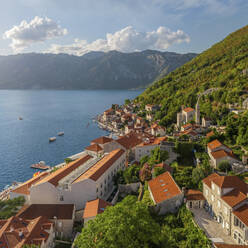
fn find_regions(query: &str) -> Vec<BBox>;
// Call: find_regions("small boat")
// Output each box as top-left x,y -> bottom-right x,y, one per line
31,161 -> 50,170
58,132 -> 64,136
49,137 -> 56,142
19,117 -> 23,120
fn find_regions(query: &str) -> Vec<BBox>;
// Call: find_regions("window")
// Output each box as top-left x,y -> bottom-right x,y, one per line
100,183 -> 103,188
60,195 -> 64,201
189,201 -> 192,208
96,188 -> 98,193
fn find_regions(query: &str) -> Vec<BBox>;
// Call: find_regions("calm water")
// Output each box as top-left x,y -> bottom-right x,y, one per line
0,90 -> 142,190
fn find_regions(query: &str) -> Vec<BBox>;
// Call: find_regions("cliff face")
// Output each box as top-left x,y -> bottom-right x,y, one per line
0,50 -> 196,90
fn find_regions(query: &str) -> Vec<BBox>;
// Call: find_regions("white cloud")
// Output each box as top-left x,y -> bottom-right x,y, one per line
46,26 -> 190,56
3,16 -> 67,52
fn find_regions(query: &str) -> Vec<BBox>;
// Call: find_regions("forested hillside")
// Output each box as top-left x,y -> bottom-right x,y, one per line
137,25 -> 248,129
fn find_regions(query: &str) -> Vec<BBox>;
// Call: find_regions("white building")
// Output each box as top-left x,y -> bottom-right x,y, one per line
134,137 -> 167,162
29,149 -> 126,210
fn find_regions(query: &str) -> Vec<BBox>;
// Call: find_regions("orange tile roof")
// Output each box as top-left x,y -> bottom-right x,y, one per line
91,136 -> 113,144
17,204 -> 74,220
214,244 -> 248,248
85,143 -> 103,152
183,107 -> 195,113
116,133 -> 143,149
186,189 -> 205,201
83,199 -> 112,219
182,123 -> 192,129
202,173 -> 220,188
148,171 -> 182,204
221,189 -> 247,208
211,150 -> 237,160
206,131 -> 215,137
233,204 -> 248,227
11,172 -> 49,195
73,149 -> 125,183
207,139 -> 223,151
36,155 -> 92,186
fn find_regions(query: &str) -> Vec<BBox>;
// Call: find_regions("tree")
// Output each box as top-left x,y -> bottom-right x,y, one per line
153,167 -> 166,178
75,196 -> 160,248
218,160 -> 232,172
124,99 -> 131,105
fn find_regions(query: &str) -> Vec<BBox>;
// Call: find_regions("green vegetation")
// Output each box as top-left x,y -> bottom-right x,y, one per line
218,160 -> 232,172
153,167 -> 166,177
64,157 -> 73,164
75,196 -> 210,248
137,25 -> 248,135
0,196 -> 25,219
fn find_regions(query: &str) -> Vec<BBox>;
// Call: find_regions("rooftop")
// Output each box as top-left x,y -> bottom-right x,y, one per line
148,171 -> 182,204
207,139 -> 224,151
137,136 -> 167,147
83,199 -> 112,219
211,150 -> 237,160
116,133 -> 143,150
73,149 -> 125,183
214,243 -> 248,248
91,136 -> 113,145
183,107 -> 195,113
36,154 -> 92,187
186,189 -> 205,201
85,143 -> 103,152
233,204 -> 248,227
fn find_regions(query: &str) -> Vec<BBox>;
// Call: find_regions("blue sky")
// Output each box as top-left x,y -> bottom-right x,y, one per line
0,0 -> 247,55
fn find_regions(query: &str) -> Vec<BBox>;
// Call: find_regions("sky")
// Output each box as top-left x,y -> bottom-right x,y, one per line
0,0 -> 247,56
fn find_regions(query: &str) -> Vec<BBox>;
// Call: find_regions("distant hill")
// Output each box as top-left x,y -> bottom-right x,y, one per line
0,50 -> 196,90
137,25 -> 248,126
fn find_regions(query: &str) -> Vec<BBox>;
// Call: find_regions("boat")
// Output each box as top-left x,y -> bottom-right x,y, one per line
58,132 -> 64,136
19,117 -> 23,120
49,137 -> 56,142
31,161 -> 50,170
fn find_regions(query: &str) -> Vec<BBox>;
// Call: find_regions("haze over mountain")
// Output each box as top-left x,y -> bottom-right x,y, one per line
0,50 -> 196,90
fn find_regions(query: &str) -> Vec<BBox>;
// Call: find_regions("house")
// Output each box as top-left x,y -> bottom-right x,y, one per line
29,150 -> 126,210
102,108 -> 114,122
177,107 -> 195,127
85,143 -> 104,157
185,189 -> 205,209
0,215 -> 54,248
10,171 -> 49,203
145,104 -> 159,112
134,137 -> 167,162
148,172 -> 184,215
91,136 -> 116,153
83,199 -> 112,225
202,117 -> 212,128
206,130 -> 215,138
207,139 -> 240,168
151,123 -> 166,136
112,119 -> 122,129
17,204 -> 75,238
202,173 -> 248,245
146,112 -> 154,122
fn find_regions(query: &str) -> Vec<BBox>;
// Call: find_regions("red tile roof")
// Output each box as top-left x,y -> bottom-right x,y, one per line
233,204 -> 248,227
36,155 -> 92,186
202,173 -> 220,188
11,172 -> 49,195
221,189 -> 247,208
183,107 -> 195,113
137,137 -> 167,147
85,143 -> 103,152
91,136 -> 113,145
116,133 -> 143,149
73,149 -> 125,183
186,189 -> 205,201
83,199 -> 112,219
206,131 -> 215,137
148,172 -> 182,204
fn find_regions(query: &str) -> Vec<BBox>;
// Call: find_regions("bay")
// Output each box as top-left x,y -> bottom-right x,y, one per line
0,89 -> 142,190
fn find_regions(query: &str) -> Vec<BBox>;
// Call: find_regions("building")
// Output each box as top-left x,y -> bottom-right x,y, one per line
85,143 -> 104,157
151,123 -> 166,137
10,171 -> 49,203
146,112 -> 154,122
135,137 -> 167,162
17,204 -> 75,238
29,150 -> 126,210
83,199 -> 112,225
91,136 -> 116,153
0,215 -> 54,248
243,98 -> 248,110
148,171 -> 184,215
214,243 -> 248,248
202,173 -> 248,245
177,107 -> 195,128
185,189 -> 205,209
145,104 -> 159,112
207,140 -> 240,168
202,117 -> 212,128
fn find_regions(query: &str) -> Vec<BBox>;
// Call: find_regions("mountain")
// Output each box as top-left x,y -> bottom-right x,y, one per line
137,25 -> 248,127
0,50 -> 196,90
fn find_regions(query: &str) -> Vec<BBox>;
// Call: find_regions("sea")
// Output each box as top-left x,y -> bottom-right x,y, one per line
0,90 -> 142,191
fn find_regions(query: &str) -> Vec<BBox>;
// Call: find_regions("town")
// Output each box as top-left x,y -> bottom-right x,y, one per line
1,94 -> 248,248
